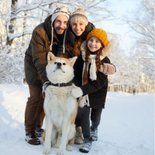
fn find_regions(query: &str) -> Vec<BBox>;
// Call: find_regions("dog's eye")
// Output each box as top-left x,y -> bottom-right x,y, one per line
54,62 -> 57,64
62,63 -> 66,65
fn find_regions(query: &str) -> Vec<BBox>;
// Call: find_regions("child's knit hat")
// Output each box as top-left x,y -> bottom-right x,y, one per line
87,28 -> 109,46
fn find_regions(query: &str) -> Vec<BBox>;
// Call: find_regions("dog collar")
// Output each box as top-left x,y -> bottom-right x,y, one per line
50,80 -> 73,87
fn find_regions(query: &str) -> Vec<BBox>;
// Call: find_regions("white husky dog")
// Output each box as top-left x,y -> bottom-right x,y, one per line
43,52 -> 78,155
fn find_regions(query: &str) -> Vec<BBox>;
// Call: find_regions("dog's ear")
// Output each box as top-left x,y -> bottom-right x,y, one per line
47,52 -> 55,62
69,56 -> 77,66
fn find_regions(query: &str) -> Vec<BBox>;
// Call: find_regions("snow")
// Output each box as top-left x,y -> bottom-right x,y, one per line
0,84 -> 154,155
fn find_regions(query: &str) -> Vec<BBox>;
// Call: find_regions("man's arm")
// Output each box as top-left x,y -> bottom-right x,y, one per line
31,28 -> 48,83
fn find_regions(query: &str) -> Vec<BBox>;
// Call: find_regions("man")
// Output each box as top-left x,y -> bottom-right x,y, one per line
24,6 -> 70,145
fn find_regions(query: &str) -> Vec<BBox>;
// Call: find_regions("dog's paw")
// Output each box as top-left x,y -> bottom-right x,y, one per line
53,143 -> 59,148
57,150 -> 64,155
71,86 -> 83,98
43,147 -> 51,155
66,144 -> 73,151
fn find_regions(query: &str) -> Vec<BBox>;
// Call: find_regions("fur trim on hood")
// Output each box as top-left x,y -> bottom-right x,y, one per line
80,40 -> 113,60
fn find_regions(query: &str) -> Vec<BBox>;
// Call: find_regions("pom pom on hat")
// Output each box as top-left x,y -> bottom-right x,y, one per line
71,8 -> 87,17
51,6 -> 70,23
70,8 -> 88,26
87,28 -> 109,46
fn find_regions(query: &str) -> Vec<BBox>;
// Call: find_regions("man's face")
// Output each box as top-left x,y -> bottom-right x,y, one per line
53,15 -> 68,35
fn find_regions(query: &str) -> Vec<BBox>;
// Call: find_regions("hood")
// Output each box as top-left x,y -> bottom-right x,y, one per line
43,15 -> 52,42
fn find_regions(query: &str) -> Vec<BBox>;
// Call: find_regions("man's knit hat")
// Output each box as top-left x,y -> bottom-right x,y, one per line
51,6 -> 70,23
50,6 -> 70,53
87,28 -> 109,46
70,8 -> 88,26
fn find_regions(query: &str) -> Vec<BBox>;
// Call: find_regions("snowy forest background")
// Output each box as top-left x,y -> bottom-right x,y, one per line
0,0 -> 154,93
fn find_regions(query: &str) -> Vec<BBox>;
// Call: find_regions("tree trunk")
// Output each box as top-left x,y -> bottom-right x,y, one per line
6,0 -> 18,45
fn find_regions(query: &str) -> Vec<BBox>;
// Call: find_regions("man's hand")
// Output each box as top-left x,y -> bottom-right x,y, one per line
42,81 -> 51,93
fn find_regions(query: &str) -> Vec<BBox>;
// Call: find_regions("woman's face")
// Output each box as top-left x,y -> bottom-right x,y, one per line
70,19 -> 86,36
87,37 -> 102,52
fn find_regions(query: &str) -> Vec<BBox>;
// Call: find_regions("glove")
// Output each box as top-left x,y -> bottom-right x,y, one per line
71,86 -> 83,98
42,81 -> 51,93
78,95 -> 89,108
99,63 -> 116,75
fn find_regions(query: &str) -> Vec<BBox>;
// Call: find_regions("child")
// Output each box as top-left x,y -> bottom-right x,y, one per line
72,28 -> 116,153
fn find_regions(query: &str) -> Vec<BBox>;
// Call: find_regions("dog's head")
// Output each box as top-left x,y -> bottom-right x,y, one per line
46,52 -> 77,84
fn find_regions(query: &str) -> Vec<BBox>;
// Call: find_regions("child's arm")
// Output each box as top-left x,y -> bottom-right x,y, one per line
99,63 -> 116,75
71,71 -> 108,98
99,56 -> 116,75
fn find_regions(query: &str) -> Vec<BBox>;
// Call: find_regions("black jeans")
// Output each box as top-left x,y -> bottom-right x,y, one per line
91,108 -> 103,130
75,106 -> 91,140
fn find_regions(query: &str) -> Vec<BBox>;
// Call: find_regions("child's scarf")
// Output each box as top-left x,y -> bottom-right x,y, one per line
82,54 -> 97,85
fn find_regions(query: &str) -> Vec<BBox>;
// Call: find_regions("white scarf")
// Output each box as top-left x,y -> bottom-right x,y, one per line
89,55 -> 97,81
82,54 -> 97,85
80,55 -> 97,107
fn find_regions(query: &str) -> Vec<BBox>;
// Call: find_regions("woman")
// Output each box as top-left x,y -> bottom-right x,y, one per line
65,8 -> 94,150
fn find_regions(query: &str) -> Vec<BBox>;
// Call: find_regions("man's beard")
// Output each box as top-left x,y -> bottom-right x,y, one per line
55,27 -> 65,34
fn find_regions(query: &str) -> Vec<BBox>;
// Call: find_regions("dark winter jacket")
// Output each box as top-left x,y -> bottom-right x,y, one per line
24,15 -> 68,85
74,42 -> 113,109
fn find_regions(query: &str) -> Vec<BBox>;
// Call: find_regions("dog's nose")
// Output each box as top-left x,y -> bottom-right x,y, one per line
57,62 -> 61,68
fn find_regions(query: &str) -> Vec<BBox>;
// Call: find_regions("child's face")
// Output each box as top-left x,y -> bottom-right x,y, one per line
87,37 -> 102,52
70,20 -> 86,36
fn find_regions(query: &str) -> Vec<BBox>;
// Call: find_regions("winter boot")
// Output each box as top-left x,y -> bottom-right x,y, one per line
90,127 -> 98,141
79,138 -> 92,153
35,128 -> 44,138
25,132 -> 41,145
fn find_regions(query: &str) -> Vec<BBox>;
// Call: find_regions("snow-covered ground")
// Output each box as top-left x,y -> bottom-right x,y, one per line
0,84 -> 154,155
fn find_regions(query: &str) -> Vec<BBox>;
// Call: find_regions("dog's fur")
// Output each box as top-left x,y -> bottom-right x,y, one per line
43,52 -> 78,155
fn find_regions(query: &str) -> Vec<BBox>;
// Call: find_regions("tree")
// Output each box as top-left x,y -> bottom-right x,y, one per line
6,0 -> 18,45
120,0 -> 155,92
126,0 -> 155,56
1,0 -> 109,45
